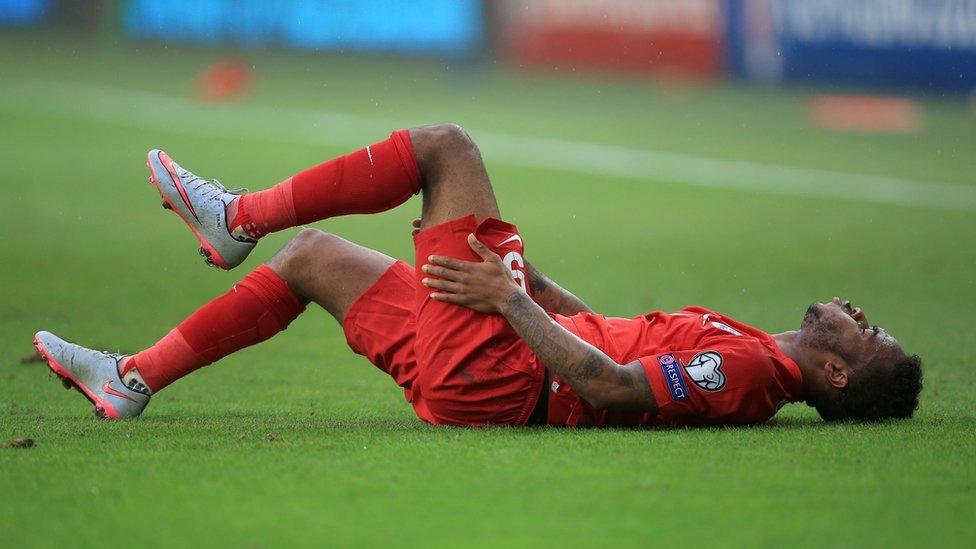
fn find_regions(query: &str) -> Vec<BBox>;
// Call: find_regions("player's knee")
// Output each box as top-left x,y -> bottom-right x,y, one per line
417,123 -> 478,158
289,228 -> 335,262
272,228 -> 334,281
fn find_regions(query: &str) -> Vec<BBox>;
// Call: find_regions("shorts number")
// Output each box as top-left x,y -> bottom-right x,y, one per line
502,251 -> 527,291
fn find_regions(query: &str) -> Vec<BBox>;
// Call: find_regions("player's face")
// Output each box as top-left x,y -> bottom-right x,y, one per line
800,297 -> 900,368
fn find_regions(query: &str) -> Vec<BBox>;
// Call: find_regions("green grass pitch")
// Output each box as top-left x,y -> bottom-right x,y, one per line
1,36 -> 974,547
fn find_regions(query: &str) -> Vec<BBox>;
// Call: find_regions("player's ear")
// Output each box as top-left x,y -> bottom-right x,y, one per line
823,359 -> 850,389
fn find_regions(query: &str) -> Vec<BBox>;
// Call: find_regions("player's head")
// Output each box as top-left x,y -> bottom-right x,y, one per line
798,297 -> 922,422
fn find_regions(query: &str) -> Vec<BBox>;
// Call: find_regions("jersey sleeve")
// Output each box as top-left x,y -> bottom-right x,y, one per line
638,340 -> 781,426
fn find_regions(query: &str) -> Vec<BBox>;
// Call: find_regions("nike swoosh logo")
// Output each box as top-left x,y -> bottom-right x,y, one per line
173,178 -> 199,222
159,153 -> 201,223
102,380 -> 135,402
498,234 -> 523,247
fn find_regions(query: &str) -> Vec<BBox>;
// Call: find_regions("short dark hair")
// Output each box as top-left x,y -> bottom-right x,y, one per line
815,353 -> 923,422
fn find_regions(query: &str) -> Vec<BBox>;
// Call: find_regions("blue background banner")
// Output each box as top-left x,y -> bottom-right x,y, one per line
727,0 -> 976,92
123,0 -> 483,57
0,0 -> 50,27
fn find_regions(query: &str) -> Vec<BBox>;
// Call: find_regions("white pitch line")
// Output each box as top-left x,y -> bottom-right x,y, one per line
2,77 -> 974,212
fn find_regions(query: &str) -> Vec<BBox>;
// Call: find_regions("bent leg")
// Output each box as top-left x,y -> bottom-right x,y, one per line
230,123 -> 500,237
267,228 -> 395,322
124,229 -> 414,394
268,228 -> 420,392
409,124 -> 501,228
231,130 -> 422,238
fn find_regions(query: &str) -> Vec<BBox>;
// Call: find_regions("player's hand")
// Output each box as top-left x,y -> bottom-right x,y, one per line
421,234 -> 522,313
411,218 -> 421,236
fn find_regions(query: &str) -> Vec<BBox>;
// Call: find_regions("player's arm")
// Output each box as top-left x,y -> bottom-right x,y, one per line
524,262 -> 593,315
421,235 -> 656,412
497,290 -> 651,411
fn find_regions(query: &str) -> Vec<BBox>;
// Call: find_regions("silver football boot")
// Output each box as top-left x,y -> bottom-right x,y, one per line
34,331 -> 150,419
146,149 -> 256,269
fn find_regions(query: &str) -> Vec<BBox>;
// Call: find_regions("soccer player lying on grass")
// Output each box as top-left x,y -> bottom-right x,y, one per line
34,124 -> 923,426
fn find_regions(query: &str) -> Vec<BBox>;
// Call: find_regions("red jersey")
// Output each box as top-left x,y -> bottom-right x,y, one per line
547,306 -> 804,427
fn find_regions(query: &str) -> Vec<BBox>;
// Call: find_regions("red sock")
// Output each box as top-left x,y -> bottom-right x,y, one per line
231,129 -> 421,239
121,265 -> 306,392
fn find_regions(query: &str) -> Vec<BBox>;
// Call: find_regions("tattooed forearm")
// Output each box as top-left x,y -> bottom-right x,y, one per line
575,353 -> 604,383
616,367 -> 636,389
525,262 -> 592,315
527,266 -> 549,295
499,290 -> 655,412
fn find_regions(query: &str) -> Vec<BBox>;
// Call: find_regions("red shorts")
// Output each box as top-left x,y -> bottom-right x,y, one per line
342,215 -> 545,427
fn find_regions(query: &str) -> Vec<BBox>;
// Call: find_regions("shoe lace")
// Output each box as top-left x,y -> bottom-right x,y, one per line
93,348 -> 125,362
178,167 -> 248,201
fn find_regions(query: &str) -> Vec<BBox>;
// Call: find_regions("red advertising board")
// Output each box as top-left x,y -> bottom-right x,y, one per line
497,0 -> 724,77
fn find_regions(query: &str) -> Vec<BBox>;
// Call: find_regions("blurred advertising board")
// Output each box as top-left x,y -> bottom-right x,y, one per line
727,0 -> 976,92
0,0 -> 50,26
122,0 -> 483,57
496,0 -> 725,77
